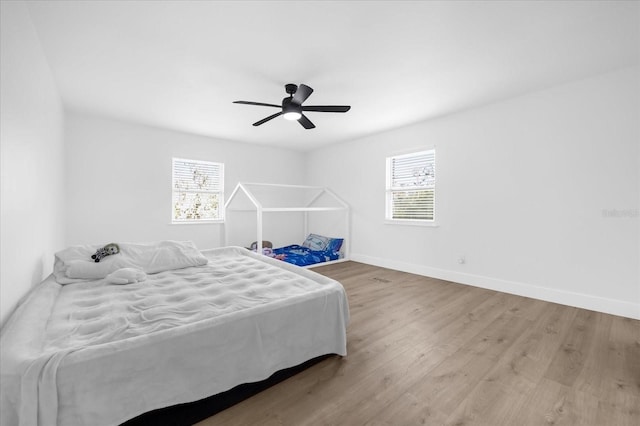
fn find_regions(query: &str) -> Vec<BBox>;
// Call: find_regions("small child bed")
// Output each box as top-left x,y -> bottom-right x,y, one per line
225,183 -> 350,267
0,241 -> 349,426
272,245 -> 342,267
250,234 -> 345,267
272,232 -> 345,267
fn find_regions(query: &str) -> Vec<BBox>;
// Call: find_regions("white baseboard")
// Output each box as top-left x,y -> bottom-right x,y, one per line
305,257 -> 349,269
350,253 -> 640,320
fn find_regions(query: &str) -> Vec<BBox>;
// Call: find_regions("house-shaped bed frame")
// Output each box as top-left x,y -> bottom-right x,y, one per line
224,182 -> 350,265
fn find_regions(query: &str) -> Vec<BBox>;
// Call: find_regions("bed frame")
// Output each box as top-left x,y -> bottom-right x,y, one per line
122,354 -> 332,425
224,182 -> 351,266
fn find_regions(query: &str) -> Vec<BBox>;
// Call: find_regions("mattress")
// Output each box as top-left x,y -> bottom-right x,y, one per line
0,246 -> 349,426
273,244 -> 342,267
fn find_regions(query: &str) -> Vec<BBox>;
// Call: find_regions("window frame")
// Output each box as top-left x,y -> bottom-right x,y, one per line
171,157 -> 225,224
385,149 -> 436,226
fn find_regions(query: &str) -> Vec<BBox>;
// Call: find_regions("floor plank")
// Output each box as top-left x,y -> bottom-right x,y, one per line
196,261 -> 640,426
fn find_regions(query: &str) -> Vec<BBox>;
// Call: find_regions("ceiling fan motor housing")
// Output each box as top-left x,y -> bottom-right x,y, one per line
282,97 -> 301,114
285,83 -> 298,95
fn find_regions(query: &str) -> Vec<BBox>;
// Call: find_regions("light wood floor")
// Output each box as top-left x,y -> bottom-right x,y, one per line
196,261 -> 640,426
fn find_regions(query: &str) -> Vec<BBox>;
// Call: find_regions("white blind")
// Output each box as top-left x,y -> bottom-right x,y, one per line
172,158 -> 224,222
386,150 -> 435,221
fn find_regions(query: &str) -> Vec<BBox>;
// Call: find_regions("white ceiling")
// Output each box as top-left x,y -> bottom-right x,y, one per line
25,1 -> 639,151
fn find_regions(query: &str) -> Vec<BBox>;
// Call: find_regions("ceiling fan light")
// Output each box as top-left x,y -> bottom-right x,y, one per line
283,111 -> 302,121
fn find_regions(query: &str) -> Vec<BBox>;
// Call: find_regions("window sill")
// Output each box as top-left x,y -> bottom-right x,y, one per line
170,220 -> 224,225
384,219 -> 439,227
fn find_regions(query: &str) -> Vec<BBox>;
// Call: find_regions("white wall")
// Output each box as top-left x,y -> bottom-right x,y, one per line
64,112 -> 307,250
0,1 -> 66,327
308,66 -> 640,319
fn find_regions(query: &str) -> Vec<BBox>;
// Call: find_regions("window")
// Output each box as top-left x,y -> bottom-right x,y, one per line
386,149 -> 436,222
172,158 -> 224,223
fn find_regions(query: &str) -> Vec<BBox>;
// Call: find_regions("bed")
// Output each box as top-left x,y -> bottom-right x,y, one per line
254,234 -> 345,268
272,244 -> 342,267
224,182 -> 351,267
0,242 -> 349,426
273,233 -> 345,267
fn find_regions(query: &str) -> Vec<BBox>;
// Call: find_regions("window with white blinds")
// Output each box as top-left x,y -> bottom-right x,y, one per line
386,149 -> 435,222
172,158 -> 224,223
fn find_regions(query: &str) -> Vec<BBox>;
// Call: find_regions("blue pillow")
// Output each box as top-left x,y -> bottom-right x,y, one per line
327,238 -> 344,252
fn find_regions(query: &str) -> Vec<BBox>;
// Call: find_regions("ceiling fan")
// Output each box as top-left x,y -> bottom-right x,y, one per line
233,83 -> 351,129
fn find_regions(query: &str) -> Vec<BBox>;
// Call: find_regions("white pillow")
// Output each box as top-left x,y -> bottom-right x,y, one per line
105,268 -> 147,285
301,233 -> 330,251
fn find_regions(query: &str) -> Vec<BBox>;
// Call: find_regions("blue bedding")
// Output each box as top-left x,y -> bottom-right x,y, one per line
272,245 -> 341,267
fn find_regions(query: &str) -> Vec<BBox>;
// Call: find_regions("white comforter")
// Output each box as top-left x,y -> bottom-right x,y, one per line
0,246 -> 349,426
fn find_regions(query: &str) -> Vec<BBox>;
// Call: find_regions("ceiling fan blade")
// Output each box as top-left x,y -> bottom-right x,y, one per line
292,84 -> 313,105
234,101 -> 281,108
302,105 -> 351,113
298,114 -> 316,129
253,111 -> 283,126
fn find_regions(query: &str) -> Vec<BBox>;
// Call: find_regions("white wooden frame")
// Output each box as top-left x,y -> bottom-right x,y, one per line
224,182 -> 350,265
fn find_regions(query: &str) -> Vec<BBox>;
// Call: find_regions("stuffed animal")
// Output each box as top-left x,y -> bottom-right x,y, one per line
91,243 -> 120,262
248,241 -> 273,250
247,242 -> 286,261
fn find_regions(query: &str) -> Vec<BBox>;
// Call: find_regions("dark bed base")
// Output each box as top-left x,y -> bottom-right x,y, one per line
121,354 -> 332,426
